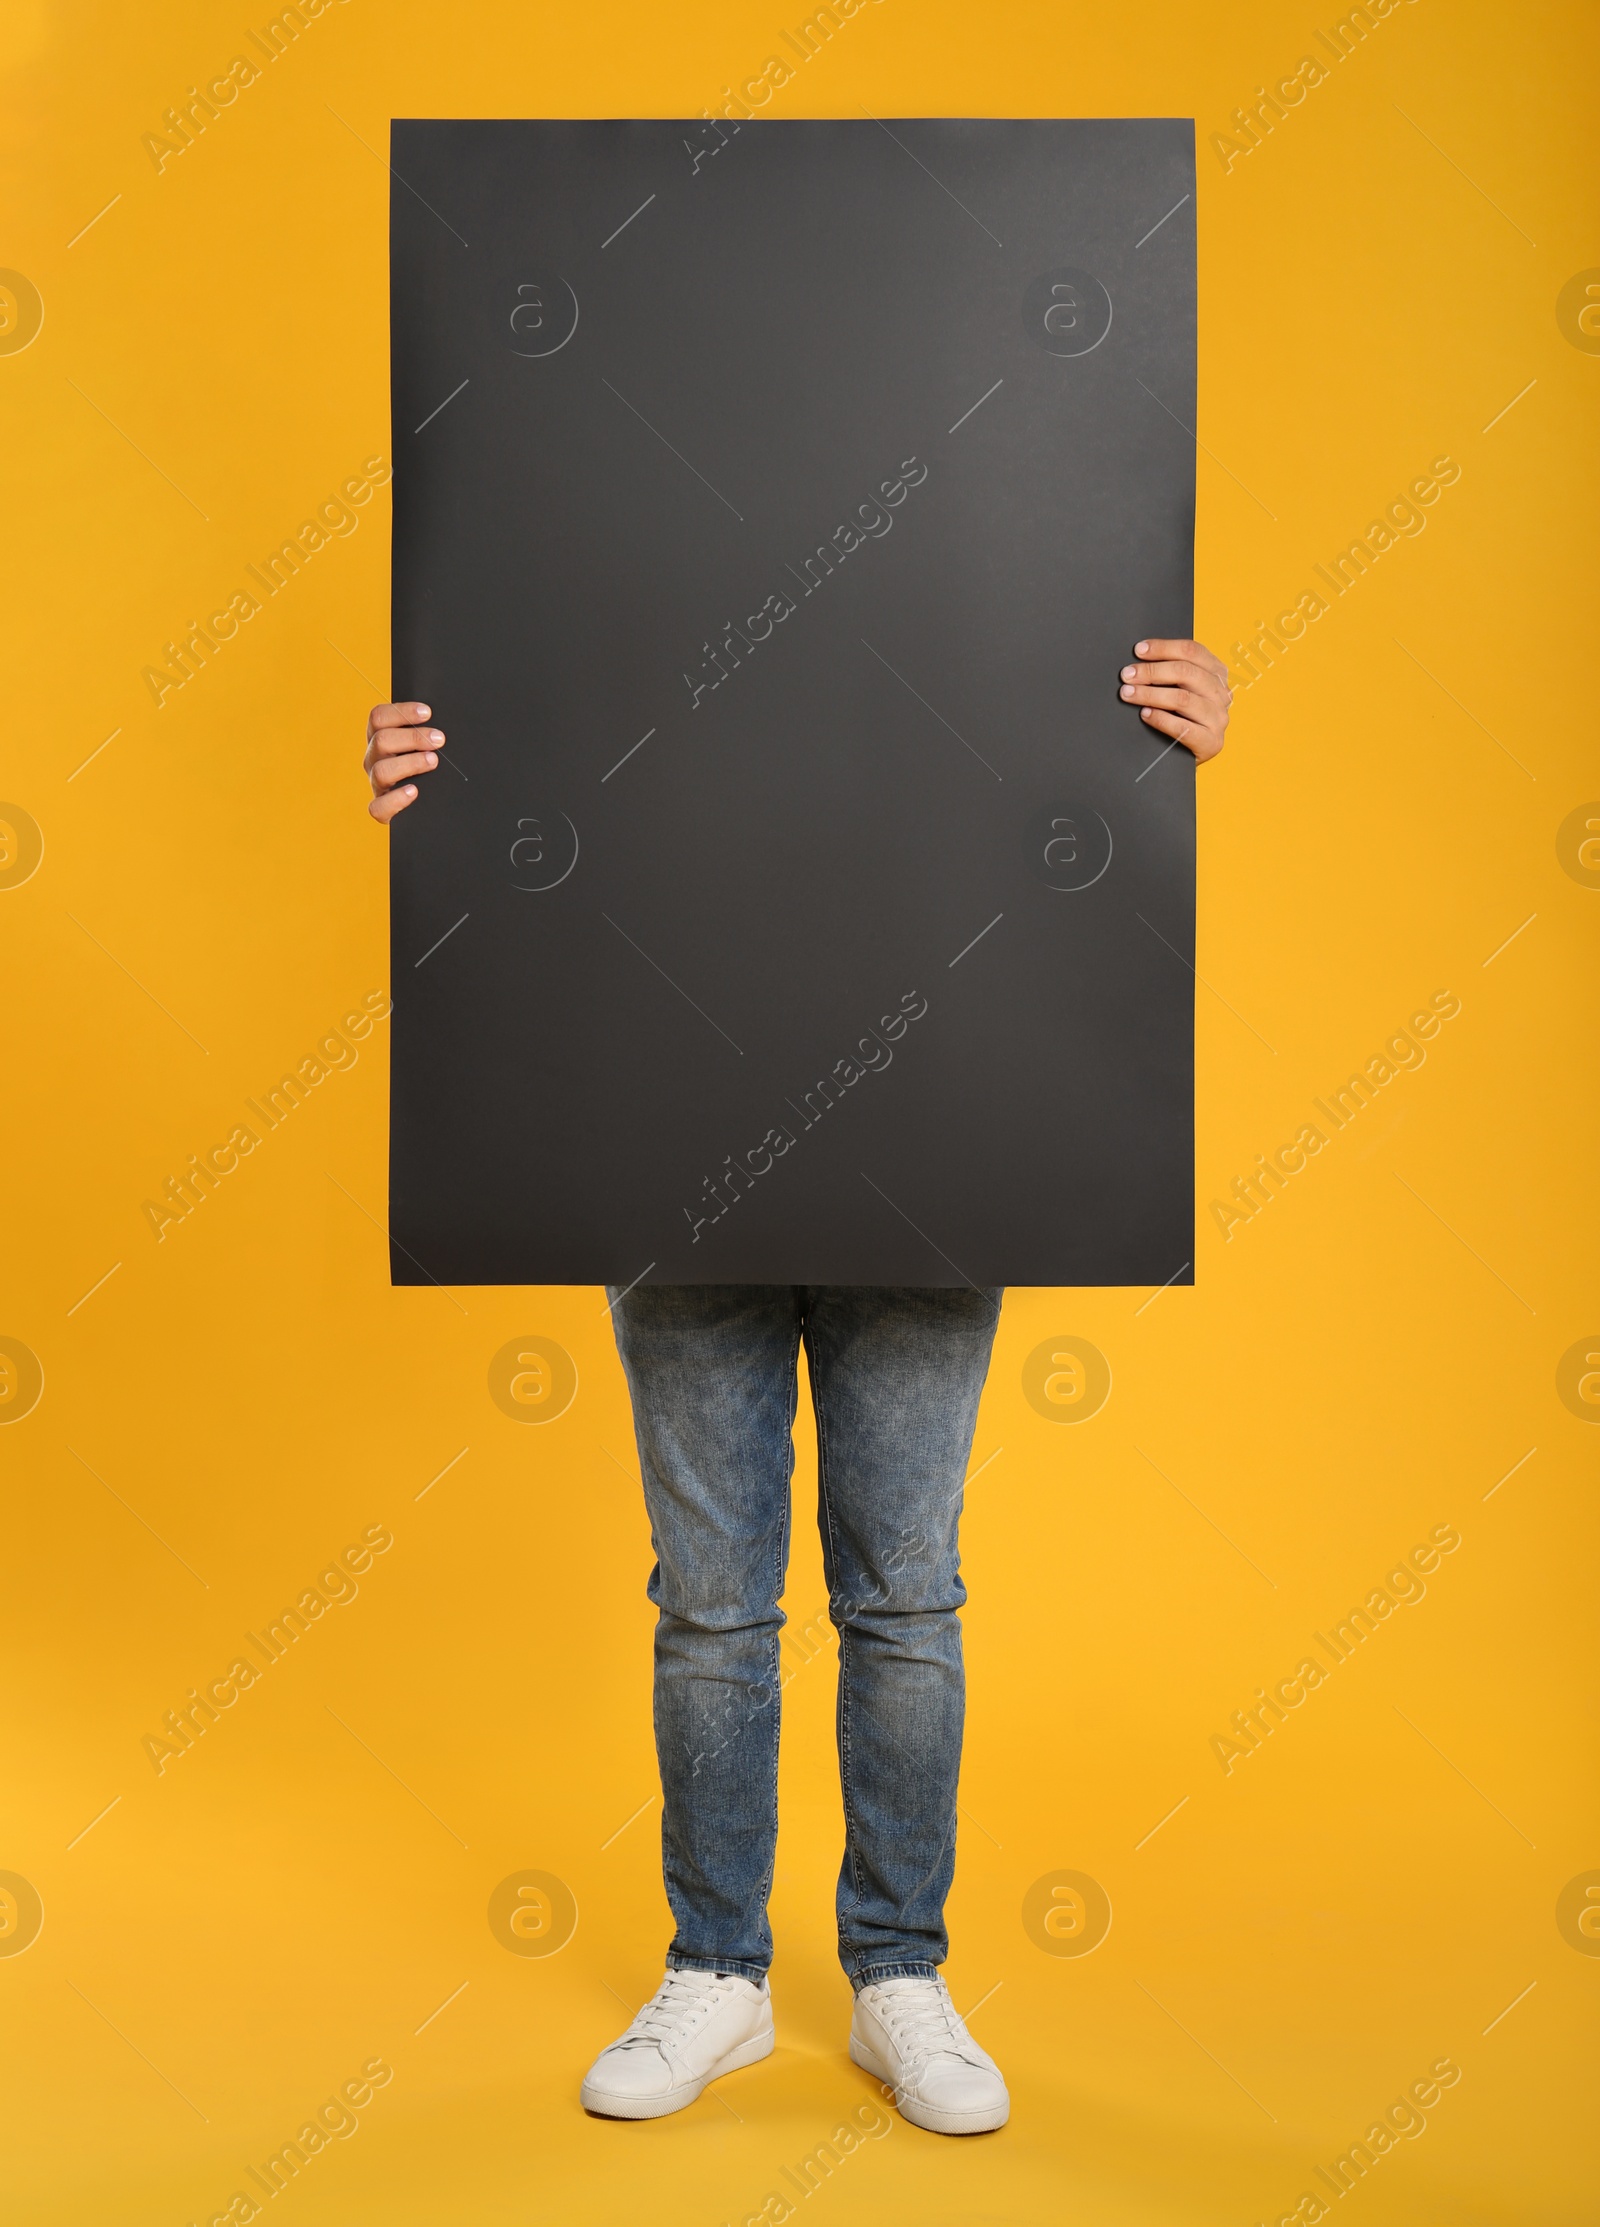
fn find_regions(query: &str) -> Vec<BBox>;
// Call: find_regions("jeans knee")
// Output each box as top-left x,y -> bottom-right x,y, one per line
834,1543 -> 962,1630
833,1587 -> 962,1640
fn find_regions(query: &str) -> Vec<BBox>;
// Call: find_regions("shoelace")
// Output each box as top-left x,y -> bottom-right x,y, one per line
874,1983 -> 981,2068
617,1973 -> 733,2054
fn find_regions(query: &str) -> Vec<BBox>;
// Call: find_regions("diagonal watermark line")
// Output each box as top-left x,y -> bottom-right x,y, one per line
68,1981 -> 210,2120
415,1979 -> 469,2035
1483,1447 -> 1535,1502
958,1801 -> 1003,1850
1134,1980 -> 1277,2122
600,1442 -> 641,1486
1134,1794 -> 1190,1851
1482,913 -> 1535,967
1392,637 -> 1535,780
326,104 -> 468,245
602,380 -> 743,520
416,1446 -> 468,1501
1134,376 -> 1277,521
600,193 -> 656,249
67,193 -> 121,247
67,1262 -> 122,1316
598,1965 -> 737,2111
600,1793 -> 657,1851
1393,104 -> 1536,247
1392,1173 -> 1535,1313
860,638 -> 1002,781
603,1262 -> 657,1316
960,1979 -> 1004,2023
944,1441 -> 1003,1517
324,1171 -> 469,1315
68,913 -> 210,1052
327,636 -> 386,695
1134,1261 -> 1191,1316
333,638 -> 469,779
948,914 -> 1003,968
602,729 -> 656,783
1392,1705 -> 1536,1848
69,1446 -> 209,1589
1135,1446 -> 1277,1588
414,912 -> 469,967
414,378 -> 468,435
858,107 -> 1002,246
872,1706 -> 997,1848
65,379 -> 210,521
860,1171 -> 981,1293
1135,738 -> 1182,782
948,378 -> 1003,435
67,1795 -> 123,1851
68,728 -> 121,781
602,913 -> 743,1052
325,1705 -> 469,1848
1482,1979 -> 1537,2036
1482,378 -> 1536,434
1134,193 -> 1190,250
1136,912 -> 1277,1054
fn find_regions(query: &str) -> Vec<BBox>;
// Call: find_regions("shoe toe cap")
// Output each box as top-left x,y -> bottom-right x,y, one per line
909,2058 -> 1009,2115
582,2043 -> 672,2104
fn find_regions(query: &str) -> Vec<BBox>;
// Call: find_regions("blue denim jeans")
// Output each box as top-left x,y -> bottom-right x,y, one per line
607,1283 -> 1002,1990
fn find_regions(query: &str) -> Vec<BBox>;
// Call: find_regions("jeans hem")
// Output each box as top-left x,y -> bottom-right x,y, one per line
849,1959 -> 942,1990
666,1953 -> 770,1987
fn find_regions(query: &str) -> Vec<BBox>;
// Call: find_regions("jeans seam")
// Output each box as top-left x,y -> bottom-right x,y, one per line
756,1622 -> 781,1944
809,1317 -> 867,1963
667,1953 -> 770,1983
752,1308 -> 804,1950
854,1960 -> 941,1990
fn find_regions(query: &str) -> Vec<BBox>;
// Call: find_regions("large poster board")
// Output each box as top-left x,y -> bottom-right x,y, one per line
388,118 -> 1196,1288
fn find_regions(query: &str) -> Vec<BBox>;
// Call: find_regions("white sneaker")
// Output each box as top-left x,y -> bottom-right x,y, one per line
850,1975 -> 1010,2135
580,1968 -> 774,2119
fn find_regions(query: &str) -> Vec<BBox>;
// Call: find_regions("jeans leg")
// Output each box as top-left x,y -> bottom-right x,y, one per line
802,1285 -> 1003,1989
609,1282 -> 802,1982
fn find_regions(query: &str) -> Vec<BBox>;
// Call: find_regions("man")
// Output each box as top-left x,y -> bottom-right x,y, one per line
364,640 -> 1230,2133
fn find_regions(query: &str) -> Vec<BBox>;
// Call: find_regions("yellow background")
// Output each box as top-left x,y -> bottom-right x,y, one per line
2,0 -> 1595,2219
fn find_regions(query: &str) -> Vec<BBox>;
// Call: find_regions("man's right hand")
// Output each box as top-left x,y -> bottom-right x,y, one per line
364,702 -> 446,823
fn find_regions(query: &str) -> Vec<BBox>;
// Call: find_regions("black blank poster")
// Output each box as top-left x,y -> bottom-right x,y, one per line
388,119 -> 1196,1290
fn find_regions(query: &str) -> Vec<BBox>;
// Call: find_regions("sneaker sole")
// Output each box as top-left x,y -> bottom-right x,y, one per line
581,2026 -> 775,2120
849,2033 -> 1010,2135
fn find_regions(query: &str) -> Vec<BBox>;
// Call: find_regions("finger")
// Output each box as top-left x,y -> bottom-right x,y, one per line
364,725 -> 442,779
368,701 -> 432,733
1121,659 -> 1227,694
1138,704 -> 1225,761
371,747 -> 440,792
368,783 -> 419,823
1120,683 -> 1208,717
368,721 -> 445,758
1134,638 -> 1228,683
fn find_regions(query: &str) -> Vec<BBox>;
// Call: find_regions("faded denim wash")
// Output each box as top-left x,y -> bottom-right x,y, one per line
608,1283 -> 1002,1990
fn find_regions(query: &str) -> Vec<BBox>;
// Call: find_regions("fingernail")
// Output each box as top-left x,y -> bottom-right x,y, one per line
425,752 -> 437,766
1120,685 -> 1134,698
415,704 -> 431,718
1135,641 -> 1149,655
427,730 -> 444,741
1121,665 -> 1136,680
405,785 -> 417,796
1142,708 -> 1154,720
